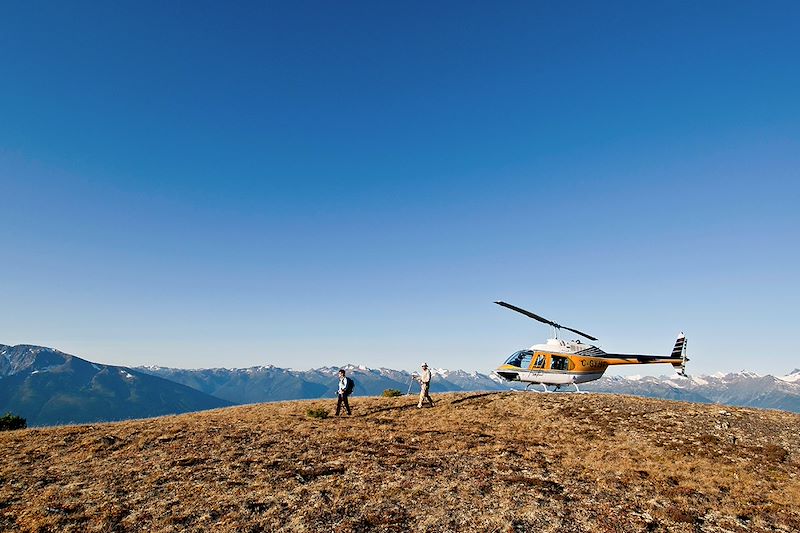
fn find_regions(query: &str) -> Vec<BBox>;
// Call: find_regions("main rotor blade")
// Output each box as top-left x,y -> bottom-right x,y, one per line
494,301 -> 598,341
559,325 -> 598,342
494,301 -> 556,326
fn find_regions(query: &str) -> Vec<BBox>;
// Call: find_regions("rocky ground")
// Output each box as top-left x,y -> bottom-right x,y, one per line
1,392 -> 798,532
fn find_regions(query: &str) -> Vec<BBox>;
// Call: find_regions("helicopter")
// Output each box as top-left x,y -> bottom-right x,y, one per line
493,301 -> 689,392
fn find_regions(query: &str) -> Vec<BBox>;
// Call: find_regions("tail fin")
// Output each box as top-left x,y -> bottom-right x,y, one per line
670,333 -> 689,376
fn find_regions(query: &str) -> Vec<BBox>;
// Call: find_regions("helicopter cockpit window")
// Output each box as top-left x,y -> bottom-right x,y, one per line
550,356 -> 569,371
532,354 -> 545,368
504,350 -> 534,368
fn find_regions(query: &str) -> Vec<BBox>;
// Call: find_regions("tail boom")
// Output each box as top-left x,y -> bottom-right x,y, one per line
601,333 -> 689,375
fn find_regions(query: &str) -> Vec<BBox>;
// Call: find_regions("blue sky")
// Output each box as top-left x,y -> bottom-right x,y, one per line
1,2 -> 798,375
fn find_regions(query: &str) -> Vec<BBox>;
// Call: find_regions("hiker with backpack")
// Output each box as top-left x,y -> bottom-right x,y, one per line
336,369 -> 354,416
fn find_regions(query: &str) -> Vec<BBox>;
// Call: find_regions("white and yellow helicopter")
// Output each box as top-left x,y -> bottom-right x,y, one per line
494,301 -> 689,392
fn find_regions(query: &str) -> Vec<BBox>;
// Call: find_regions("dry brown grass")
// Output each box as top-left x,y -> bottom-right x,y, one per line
1,392 -> 798,532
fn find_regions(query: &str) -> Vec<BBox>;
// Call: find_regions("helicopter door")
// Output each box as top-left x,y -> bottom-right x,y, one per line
550,356 -> 570,371
531,353 -> 546,369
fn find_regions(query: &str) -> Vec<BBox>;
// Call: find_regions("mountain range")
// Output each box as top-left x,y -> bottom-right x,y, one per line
2,343 -> 799,426
138,363 -> 800,414
135,364 -> 505,403
581,370 -> 800,412
0,344 -> 231,426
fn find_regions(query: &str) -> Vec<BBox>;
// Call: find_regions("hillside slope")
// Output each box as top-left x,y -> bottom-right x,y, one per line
1,392 -> 798,532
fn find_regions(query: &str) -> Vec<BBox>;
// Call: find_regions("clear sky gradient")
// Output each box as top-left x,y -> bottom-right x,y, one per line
2,2 -> 798,375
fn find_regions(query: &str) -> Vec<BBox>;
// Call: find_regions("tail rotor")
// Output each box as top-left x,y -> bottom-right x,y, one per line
671,333 -> 689,376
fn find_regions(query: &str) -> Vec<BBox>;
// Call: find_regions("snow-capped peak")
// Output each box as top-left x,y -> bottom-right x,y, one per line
739,371 -> 761,379
341,363 -> 369,372
778,369 -> 800,383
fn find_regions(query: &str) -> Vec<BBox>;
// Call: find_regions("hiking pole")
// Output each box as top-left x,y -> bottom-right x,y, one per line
406,373 -> 419,395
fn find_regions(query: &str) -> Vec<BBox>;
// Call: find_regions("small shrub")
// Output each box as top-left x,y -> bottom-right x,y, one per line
696,434 -> 719,445
0,413 -> 27,431
665,507 -> 696,524
761,444 -> 789,463
306,407 -> 329,420
382,389 -> 402,397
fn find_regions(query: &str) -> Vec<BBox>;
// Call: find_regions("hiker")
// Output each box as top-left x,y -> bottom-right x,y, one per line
417,362 -> 434,408
336,369 -> 354,416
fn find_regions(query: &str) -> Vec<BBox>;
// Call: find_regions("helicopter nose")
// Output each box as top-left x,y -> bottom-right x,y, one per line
495,370 -> 520,381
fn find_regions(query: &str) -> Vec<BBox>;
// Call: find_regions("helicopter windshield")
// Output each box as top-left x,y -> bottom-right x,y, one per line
504,350 -> 534,368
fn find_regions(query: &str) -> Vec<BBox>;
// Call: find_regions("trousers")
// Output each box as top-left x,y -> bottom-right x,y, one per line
418,382 -> 434,407
336,393 -> 351,415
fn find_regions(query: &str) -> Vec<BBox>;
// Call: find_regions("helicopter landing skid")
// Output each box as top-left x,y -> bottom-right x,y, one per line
523,383 -> 551,393
523,382 -> 587,393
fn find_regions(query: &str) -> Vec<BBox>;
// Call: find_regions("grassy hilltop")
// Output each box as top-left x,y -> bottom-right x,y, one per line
1,392 -> 798,532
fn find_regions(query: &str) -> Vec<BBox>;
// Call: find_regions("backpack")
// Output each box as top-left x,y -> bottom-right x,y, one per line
344,377 -> 355,394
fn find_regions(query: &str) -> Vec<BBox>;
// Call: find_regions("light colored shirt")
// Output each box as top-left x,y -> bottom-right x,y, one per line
420,369 -> 431,384
338,377 -> 347,393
